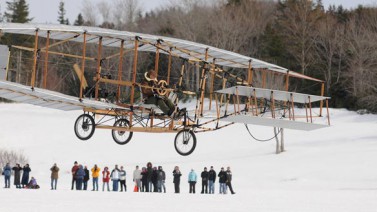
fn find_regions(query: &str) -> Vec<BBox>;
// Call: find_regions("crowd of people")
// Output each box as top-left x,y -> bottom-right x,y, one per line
1,163 -> 39,189
2,161 -> 235,194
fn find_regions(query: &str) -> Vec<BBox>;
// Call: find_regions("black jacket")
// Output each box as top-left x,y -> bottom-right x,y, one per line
201,171 -> 209,181
141,171 -> 148,183
152,170 -> 158,183
173,170 -> 182,184
84,169 -> 90,182
208,170 -> 216,182
226,170 -> 232,182
218,171 -> 227,183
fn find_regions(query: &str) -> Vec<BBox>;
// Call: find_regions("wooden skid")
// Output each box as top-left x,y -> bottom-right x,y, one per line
95,125 -> 178,133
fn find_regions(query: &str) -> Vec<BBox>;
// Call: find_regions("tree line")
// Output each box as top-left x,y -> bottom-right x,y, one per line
1,0 -> 377,112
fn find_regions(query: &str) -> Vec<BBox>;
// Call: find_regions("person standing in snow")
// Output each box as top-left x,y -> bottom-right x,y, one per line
157,166 -> 166,193
133,165 -> 142,192
218,167 -> 227,194
91,164 -> 100,191
75,165 -> 85,190
201,167 -> 209,194
71,161 -> 79,190
21,164 -> 31,188
2,163 -> 11,188
146,162 -> 153,192
119,166 -> 127,192
152,167 -> 158,192
50,163 -> 59,190
110,165 -> 120,191
102,166 -> 110,191
12,163 -> 22,189
83,166 -> 90,190
173,166 -> 182,193
188,169 -> 197,194
225,167 -> 235,194
208,166 -> 216,194
141,167 -> 148,192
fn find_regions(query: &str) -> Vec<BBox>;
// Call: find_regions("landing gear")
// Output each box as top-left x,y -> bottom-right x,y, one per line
74,114 -> 95,140
112,118 -> 133,145
174,129 -> 196,156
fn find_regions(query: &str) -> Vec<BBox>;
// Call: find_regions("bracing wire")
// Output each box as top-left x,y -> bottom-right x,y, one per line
244,124 -> 281,142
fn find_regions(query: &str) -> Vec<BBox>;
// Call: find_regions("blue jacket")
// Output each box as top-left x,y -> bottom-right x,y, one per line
3,165 -> 11,177
188,171 -> 197,182
75,167 -> 85,180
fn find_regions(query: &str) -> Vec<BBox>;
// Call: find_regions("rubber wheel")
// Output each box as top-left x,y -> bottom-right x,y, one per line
174,129 -> 196,156
74,114 -> 95,140
112,119 -> 133,145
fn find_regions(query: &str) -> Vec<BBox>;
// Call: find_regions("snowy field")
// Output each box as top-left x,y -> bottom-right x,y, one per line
0,103 -> 376,212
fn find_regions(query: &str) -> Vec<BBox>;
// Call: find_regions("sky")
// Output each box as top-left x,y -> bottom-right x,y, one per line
1,0 -> 376,24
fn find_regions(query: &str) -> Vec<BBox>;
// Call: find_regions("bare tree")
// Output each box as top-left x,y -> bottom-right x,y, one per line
112,0 -> 140,30
277,0 -> 323,75
344,16 -> 377,101
313,12 -> 345,94
97,1 -> 112,24
82,0 -> 98,26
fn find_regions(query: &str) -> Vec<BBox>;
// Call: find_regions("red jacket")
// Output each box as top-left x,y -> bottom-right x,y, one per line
102,170 -> 110,182
72,165 -> 79,176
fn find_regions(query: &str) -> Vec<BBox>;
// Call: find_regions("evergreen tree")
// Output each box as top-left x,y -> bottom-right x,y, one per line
74,13 -> 84,26
57,1 -> 68,24
4,0 -> 32,23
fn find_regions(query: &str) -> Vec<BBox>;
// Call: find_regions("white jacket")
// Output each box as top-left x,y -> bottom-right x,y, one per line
111,169 -> 120,180
133,169 -> 142,180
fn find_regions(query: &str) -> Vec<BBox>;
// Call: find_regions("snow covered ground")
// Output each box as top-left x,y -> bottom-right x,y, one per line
0,103 -> 376,212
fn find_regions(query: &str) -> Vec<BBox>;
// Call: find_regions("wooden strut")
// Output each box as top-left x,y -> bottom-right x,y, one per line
129,38 -> 139,127
290,93 -> 295,121
79,32 -> 87,100
30,29 -> 39,88
319,82 -> 325,117
309,96 -> 313,123
253,89 -> 258,116
167,48 -> 172,85
209,59 -> 216,110
11,45 -> 96,61
199,48 -> 209,116
271,91 -> 275,118
283,70 -> 290,116
43,31 -> 50,89
40,34 -> 80,51
154,42 -> 160,75
95,37 -> 103,100
305,103 -> 309,122
116,40 -> 125,103
326,98 -> 330,125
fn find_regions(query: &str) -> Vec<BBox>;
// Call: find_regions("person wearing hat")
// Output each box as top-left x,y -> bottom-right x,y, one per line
201,167 -> 209,194
218,167 -> 227,194
188,168 -> 197,194
71,161 -> 79,190
208,166 -> 216,194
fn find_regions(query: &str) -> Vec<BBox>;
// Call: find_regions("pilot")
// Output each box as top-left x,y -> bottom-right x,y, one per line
141,69 -> 176,117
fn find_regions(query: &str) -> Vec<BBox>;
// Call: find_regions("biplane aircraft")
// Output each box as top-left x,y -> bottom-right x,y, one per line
0,23 -> 330,156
